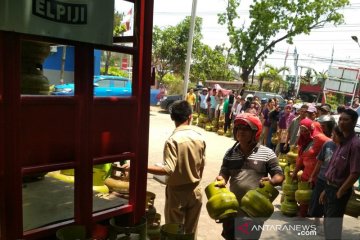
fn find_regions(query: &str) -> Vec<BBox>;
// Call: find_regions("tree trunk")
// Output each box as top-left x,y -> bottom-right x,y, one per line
240,68 -> 251,83
258,76 -> 264,91
104,51 -> 112,75
316,79 -> 325,103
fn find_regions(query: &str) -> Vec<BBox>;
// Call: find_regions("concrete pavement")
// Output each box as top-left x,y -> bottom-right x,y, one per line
146,106 -> 360,240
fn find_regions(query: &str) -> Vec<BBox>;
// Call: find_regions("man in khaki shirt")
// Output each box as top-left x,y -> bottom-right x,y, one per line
148,100 -> 206,236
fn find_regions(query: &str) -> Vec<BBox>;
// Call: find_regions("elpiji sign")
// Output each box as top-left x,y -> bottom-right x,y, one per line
32,0 -> 88,25
0,0 -> 114,45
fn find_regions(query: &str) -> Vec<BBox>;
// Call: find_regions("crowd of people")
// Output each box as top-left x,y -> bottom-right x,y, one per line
185,86 -> 360,239
126,88 -> 360,239
185,87 -> 267,134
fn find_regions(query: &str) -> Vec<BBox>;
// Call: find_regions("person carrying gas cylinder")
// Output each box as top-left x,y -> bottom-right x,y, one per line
215,113 -> 284,240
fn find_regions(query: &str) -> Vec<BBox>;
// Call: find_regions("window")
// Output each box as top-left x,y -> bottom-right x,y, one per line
113,79 -> 128,88
96,79 -> 112,87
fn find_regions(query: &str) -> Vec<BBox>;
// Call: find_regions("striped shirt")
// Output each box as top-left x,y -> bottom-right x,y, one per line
219,143 -> 283,203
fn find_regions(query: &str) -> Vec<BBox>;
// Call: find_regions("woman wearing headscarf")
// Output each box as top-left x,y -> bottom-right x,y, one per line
277,104 -> 295,154
292,118 -> 330,217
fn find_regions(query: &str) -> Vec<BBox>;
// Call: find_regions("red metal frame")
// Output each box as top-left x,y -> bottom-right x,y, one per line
0,0 -> 154,238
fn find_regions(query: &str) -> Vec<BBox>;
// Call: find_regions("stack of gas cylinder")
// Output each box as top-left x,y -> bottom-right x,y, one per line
198,113 -> 209,129
295,181 -> 313,217
191,112 -> 233,138
211,119 -> 218,133
271,133 -> 279,146
280,146 -> 299,216
278,146 -> 297,172
278,154 -> 287,172
280,166 -> 298,216
191,113 -> 199,126
145,191 -> 161,240
217,116 -> 225,136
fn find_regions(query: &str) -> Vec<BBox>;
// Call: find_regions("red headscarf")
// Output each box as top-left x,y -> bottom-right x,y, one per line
311,121 -> 324,137
297,118 -> 325,154
297,118 -> 314,154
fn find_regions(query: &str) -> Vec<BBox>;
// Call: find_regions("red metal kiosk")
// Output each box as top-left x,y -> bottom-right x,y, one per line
0,0 -> 154,239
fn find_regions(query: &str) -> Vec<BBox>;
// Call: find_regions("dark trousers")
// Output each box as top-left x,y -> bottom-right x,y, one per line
279,143 -> 290,154
323,184 -> 352,240
224,108 -> 232,133
266,127 -> 276,150
308,178 -> 326,217
199,108 -> 207,115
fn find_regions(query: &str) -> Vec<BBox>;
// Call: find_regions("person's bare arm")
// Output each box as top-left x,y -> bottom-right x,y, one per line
309,160 -> 322,184
269,173 -> 284,186
148,165 -> 168,175
261,173 -> 284,186
337,173 -> 360,198
121,163 -> 169,176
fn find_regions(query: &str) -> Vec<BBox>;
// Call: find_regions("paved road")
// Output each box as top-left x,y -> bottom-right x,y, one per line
147,107 -> 360,240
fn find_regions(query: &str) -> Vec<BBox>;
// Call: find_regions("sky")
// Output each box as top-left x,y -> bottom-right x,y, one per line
115,0 -> 360,75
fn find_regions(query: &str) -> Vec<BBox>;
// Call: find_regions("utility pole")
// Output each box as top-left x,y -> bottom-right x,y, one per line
293,47 -> 300,98
320,46 -> 334,103
60,45 -> 67,84
282,47 -> 289,81
182,0 -> 198,100
351,36 -> 360,103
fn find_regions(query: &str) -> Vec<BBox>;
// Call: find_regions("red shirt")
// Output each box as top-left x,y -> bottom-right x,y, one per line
297,133 -> 330,182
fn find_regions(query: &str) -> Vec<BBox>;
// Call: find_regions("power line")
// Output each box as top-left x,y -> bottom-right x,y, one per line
266,56 -> 360,62
154,3 -> 360,16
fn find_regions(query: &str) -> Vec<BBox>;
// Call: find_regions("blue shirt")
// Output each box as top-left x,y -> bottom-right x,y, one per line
316,140 -> 336,180
210,95 -> 217,109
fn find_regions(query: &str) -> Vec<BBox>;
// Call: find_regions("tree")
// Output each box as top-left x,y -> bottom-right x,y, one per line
191,44 -> 236,83
152,17 -> 203,83
103,11 -> 128,75
260,64 -> 289,93
218,0 -> 349,82
113,11 -> 127,37
314,69 -> 328,102
314,69 -> 328,86
257,71 -> 267,91
153,17 -> 238,86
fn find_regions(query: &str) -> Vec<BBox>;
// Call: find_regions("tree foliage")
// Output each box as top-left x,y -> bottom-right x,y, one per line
152,17 -> 203,82
191,44 -> 236,83
113,11 -> 127,36
152,17 -> 236,86
259,64 -> 289,93
103,11 -> 127,75
218,0 -> 349,82
100,66 -> 128,77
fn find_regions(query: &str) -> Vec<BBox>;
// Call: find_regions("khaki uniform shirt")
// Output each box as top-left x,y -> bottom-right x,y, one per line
162,125 -> 206,186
